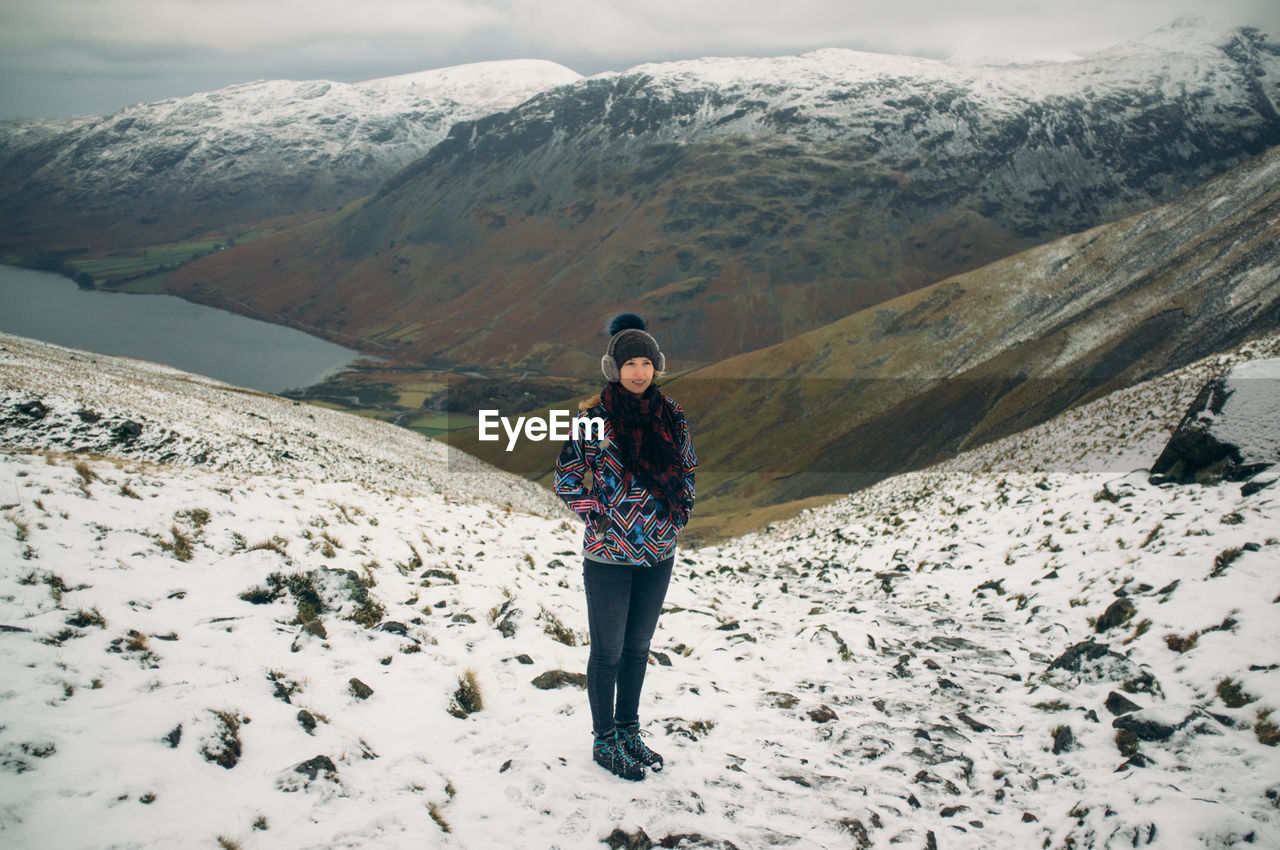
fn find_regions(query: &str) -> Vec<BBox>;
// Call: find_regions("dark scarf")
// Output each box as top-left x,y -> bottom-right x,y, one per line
600,382 -> 689,523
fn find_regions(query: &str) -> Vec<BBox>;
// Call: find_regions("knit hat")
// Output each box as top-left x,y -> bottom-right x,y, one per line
601,313 -> 666,382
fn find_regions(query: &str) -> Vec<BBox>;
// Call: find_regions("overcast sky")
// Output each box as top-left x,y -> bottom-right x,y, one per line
2,0 -> 1278,120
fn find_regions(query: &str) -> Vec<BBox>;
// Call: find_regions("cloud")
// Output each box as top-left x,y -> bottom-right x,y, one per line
2,0 -> 1279,118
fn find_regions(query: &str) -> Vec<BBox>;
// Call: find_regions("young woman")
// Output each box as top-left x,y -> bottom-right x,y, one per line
554,313 -> 697,781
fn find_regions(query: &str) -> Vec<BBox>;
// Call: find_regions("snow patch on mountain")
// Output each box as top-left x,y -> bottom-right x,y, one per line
360,59 -> 583,108
0,59 -> 583,244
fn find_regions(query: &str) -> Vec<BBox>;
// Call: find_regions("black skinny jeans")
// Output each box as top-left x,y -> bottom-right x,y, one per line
582,556 -> 673,739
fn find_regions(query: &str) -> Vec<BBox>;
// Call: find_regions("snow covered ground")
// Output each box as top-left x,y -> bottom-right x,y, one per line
1,331 -> 1278,849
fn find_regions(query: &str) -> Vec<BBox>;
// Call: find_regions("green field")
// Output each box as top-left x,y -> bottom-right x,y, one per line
405,413 -> 479,439
67,230 -> 274,284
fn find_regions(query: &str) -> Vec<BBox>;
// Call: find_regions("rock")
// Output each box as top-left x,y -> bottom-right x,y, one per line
349,678 -> 374,699
1242,472 -> 1279,497
1105,691 -> 1143,716
114,420 -> 143,443
1052,725 -> 1075,754
806,705 -> 838,723
1095,598 -> 1137,633
1116,728 -> 1140,757
1047,639 -> 1113,672
1118,753 -> 1154,769
1046,639 -> 1158,694
655,834 -> 742,849
1150,359 -> 1280,486
530,670 -> 586,690
838,818 -> 872,849
1112,710 -> 1194,742
293,755 -> 338,782
16,400 -> 48,419
928,635 -> 980,651
496,610 -> 518,638
605,827 -> 653,850
765,691 -> 800,709
957,712 -> 993,733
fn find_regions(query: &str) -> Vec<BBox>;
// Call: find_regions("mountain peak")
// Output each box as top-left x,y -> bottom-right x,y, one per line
358,59 -> 583,106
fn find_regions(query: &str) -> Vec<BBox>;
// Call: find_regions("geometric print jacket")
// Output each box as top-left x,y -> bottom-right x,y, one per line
554,397 -> 697,567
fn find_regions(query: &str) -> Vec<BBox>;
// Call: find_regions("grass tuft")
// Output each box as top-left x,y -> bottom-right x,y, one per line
1217,677 -> 1257,708
1165,631 -> 1199,653
177,507 -> 211,530
156,525 -> 195,561
1123,618 -> 1152,645
347,597 -> 386,629
247,537 -> 288,556
1209,547 -> 1243,579
66,607 -> 107,629
200,711 -> 243,769
428,802 -> 452,833
5,511 -> 30,542
538,604 -> 581,646
447,669 -> 483,718
1256,709 -> 1280,747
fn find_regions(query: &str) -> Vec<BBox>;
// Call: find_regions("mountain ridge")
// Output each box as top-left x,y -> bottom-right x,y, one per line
165,23 -> 1280,372
0,59 -> 582,253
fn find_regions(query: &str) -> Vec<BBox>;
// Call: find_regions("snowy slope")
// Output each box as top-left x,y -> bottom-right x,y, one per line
1,331 -> 1278,849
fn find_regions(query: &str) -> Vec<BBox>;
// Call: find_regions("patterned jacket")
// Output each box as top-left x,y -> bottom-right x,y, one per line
554,397 -> 697,566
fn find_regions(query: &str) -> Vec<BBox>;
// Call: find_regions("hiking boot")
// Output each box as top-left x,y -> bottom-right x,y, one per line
593,732 -> 646,781
617,725 -> 664,772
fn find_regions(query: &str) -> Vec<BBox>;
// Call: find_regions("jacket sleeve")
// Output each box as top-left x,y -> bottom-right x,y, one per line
674,404 -> 698,526
554,423 -> 603,519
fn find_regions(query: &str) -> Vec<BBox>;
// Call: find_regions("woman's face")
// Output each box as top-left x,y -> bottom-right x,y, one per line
619,357 -> 655,395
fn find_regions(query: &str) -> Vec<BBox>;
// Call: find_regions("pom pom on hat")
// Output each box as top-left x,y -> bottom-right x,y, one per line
607,313 -> 648,336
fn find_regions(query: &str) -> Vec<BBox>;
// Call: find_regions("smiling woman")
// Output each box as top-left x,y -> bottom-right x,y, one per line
553,312 -> 698,781
0,266 -> 362,394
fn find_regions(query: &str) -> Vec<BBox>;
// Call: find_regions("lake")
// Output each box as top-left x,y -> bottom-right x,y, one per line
0,265 -> 363,393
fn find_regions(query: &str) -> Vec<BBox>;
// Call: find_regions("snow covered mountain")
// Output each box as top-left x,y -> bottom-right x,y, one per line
0,60 -> 582,251
166,22 -> 1280,374
1,329 -> 1278,848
